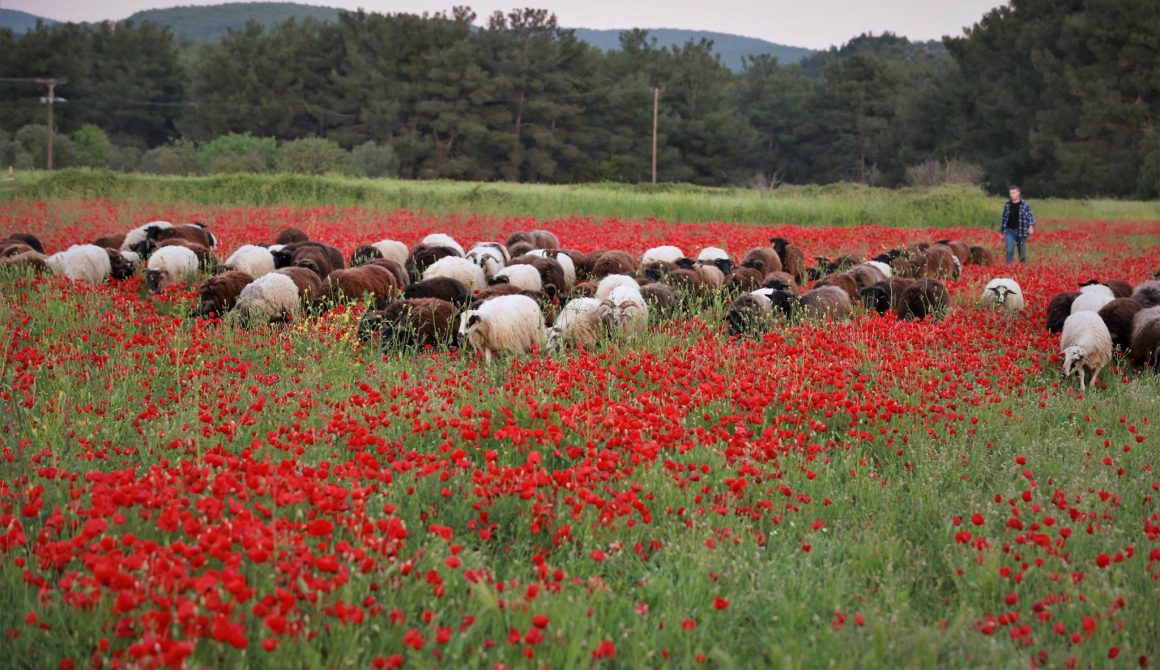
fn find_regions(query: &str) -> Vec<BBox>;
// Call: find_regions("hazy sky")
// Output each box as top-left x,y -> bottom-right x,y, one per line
7,0 -> 1005,49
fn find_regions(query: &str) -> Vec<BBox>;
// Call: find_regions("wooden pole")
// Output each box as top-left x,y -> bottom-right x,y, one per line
651,87 -> 659,185
45,80 -> 56,171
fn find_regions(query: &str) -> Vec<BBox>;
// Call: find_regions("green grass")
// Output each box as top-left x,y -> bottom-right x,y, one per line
6,169 -> 1158,228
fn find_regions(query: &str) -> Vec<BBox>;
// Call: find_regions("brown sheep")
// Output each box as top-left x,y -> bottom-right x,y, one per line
640,282 -> 677,318
897,278 -> 952,321
105,248 -> 136,280
935,239 -> 970,264
0,250 -> 50,274
507,241 -> 534,258
860,278 -> 916,315
966,245 -> 993,266
361,298 -> 459,350
317,265 -> 399,306
351,245 -> 383,267
275,227 -> 309,245
403,276 -> 472,308
762,271 -> 798,292
509,255 -> 568,298
273,241 -> 344,278
276,266 -> 324,304
194,271 -> 254,318
406,244 -> 460,280
1046,291 -> 1080,333
1098,298 -> 1144,352
91,233 -> 127,250
2,233 -> 44,253
0,241 -> 34,258
1130,307 -> 1160,368
924,245 -> 958,279
505,231 -> 535,249
531,230 -> 559,249
781,246 -> 808,285
362,259 -> 408,288
1102,279 -> 1133,299
813,273 -> 859,302
132,224 -> 214,257
591,250 -> 638,278
845,264 -> 888,291
725,267 -> 764,294
741,247 -> 783,276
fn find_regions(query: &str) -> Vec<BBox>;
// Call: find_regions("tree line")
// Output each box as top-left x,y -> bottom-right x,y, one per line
1,1 -> 1156,197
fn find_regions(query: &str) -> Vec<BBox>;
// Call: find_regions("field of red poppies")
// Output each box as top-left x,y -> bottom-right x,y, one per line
2,199 -> 1159,669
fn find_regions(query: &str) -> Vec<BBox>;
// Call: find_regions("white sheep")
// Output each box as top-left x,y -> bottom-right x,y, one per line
120,250 -> 141,265
641,245 -> 686,266
697,247 -> 730,263
606,285 -> 649,337
225,245 -> 275,278
422,256 -> 488,294
1070,284 -> 1115,314
595,274 -> 640,301
122,220 -> 173,251
981,278 -> 1025,312
371,240 -> 410,267
491,264 -> 542,292
50,244 -> 112,284
467,243 -> 508,279
146,245 -> 199,292
1060,311 -> 1113,390
547,297 -> 613,350
421,233 -> 465,257
235,273 -> 301,324
458,294 -> 546,364
527,250 -> 576,291
866,260 -> 893,279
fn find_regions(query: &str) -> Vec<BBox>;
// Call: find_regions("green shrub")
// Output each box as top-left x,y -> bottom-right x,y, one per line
275,137 -> 354,175
70,125 -> 112,168
14,124 -> 75,169
141,140 -> 200,175
351,141 -> 399,178
197,133 -> 276,174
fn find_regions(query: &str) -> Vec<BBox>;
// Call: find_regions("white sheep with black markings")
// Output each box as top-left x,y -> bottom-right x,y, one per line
225,245 -> 275,279
981,278 -> 1025,312
866,260 -> 892,279
235,272 -> 301,324
1059,311 -> 1113,391
422,256 -> 487,293
121,221 -> 173,251
420,233 -> 465,257
527,249 -> 576,291
547,297 -> 613,350
467,243 -> 509,279
146,245 -> 200,292
458,294 -> 546,364
1070,283 -> 1115,314
606,285 -> 649,337
641,245 -> 685,266
491,264 -> 543,292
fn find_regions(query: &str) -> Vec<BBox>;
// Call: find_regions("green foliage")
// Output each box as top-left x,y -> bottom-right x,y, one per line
141,140 -> 200,175
350,141 -> 399,178
70,124 -> 112,168
196,132 -> 277,174
13,124 -> 74,169
274,137 -> 353,175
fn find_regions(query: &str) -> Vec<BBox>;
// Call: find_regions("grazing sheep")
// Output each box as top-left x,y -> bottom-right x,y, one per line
467,243 -> 509,279
860,278 -> 916,315
981,278 -> 1025,312
458,294 -> 546,364
0,249 -> 49,274
934,239 -> 970,265
726,291 -> 774,336
404,276 -> 472,308
406,244 -> 460,279
810,254 -> 862,279
50,244 -> 114,284
640,282 -> 677,318
799,285 -> 853,320
741,248 -> 783,275
1102,279 -> 1133,299
967,245 -> 994,266
924,246 -> 958,280
547,297 -> 614,350
846,264 -> 888,291
505,231 -> 534,248
762,272 -> 797,292
697,246 -> 731,264
865,260 -> 893,279
153,239 -> 217,272
725,267 -> 764,294
591,250 -> 638,278
530,230 -> 560,249
272,241 -> 344,278
423,256 -> 488,294
490,264 -> 542,293
1098,298 -> 1143,352
595,274 -> 641,301
1132,280 -> 1160,308
1130,307 -> 1160,368
146,245 -> 200,292
131,224 -> 214,258
105,248 -> 135,280
606,285 -> 649,337
527,249 -> 576,290
0,241 -> 35,257
122,221 -> 172,251
1,233 -> 45,254
813,273 -> 859,302
642,246 -> 686,266
276,266 -> 323,304
274,227 -> 309,245
193,271 -> 254,318
509,255 -> 567,298
1070,283 -> 1115,314
225,245 -> 275,279
420,233 -> 465,257
1046,291 -> 1079,333
369,239 -> 410,267
362,298 -> 459,350
362,259 -> 409,288
897,278 -> 952,321
507,241 -> 534,258
770,237 -> 808,284
317,265 -> 399,306
1060,311 -> 1113,390
235,273 -> 302,324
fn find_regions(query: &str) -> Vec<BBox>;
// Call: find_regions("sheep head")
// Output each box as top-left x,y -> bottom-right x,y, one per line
708,258 -> 734,275
294,258 -> 322,275
1062,346 -> 1088,379
146,269 -> 171,293
988,285 -> 1014,305
769,237 -> 788,259
271,248 -> 294,269
860,286 -> 891,315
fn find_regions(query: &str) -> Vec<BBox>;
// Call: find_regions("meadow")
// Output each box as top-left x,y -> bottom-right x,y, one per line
1,190 -> 1159,669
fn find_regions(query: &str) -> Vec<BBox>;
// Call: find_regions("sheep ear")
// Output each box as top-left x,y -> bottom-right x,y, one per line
466,314 -> 480,328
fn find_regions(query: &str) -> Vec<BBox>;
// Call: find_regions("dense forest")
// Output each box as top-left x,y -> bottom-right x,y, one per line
0,0 -> 1156,197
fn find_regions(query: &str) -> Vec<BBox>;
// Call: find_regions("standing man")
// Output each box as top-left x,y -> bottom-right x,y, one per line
1000,185 -> 1035,264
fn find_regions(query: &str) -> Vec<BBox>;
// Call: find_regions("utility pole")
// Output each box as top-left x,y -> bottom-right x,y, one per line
38,79 -> 63,171
651,87 -> 659,185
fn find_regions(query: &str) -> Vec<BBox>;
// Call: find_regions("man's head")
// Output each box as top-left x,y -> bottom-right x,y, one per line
1009,185 -> 1021,202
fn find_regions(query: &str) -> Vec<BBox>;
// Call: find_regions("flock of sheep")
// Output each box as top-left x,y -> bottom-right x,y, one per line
1,223 -> 1158,389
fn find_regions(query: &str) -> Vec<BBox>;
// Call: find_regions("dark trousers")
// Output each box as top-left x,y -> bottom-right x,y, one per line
1004,229 -> 1027,263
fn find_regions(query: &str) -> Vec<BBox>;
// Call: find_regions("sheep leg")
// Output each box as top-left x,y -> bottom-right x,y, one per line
1089,364 -> 1103,389
1078,370 -> 1086,391
483,348 -> 493,365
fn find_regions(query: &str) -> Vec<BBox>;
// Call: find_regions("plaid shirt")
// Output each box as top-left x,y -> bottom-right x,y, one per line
1000,200 -> 1036,238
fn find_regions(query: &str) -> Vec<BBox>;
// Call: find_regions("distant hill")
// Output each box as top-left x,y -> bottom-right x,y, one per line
796,32 -> 948,78
0,9 -> 59,33
573,28 -> 813,70
126,2 -> 341,40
